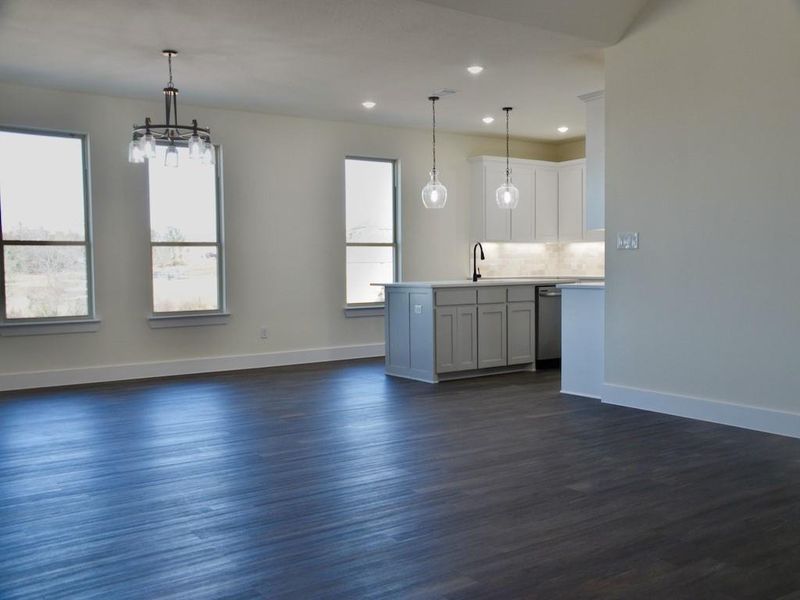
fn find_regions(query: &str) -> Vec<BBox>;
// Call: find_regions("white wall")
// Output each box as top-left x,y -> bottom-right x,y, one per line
604,0 -> 800,424
0,81 -> 558,383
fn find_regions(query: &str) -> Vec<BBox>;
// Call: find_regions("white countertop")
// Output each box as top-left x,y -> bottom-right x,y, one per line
374,277 -> 603,289
558,281 -> 605,290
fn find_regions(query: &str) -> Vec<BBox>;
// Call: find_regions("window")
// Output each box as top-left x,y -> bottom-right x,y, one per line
345,157 -> 398,305
147,145 -> 224,315
0,127 -> 94,322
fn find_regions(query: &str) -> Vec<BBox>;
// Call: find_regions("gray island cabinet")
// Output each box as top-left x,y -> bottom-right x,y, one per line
377,280 -> 569,383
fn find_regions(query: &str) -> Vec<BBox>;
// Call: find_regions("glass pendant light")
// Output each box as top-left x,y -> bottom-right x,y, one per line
165,142 -> 179,167
188,134 -> 203,159
141,131 -> 157,159
201,141 -> 216,166
496,106 -> 519,210
128,137 -> 145,164
421,96 -> 447,209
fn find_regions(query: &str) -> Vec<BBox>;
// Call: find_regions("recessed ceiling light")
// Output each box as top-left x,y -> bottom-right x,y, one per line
557,126 -> 569,133
362,101 -> 376,109
482,116 -> 495,124
467,65 -> 484,75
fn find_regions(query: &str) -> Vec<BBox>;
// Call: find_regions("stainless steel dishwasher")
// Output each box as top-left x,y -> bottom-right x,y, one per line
536,286 -> 562,361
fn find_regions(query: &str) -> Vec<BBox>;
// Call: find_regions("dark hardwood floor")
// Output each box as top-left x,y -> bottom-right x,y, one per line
1,359 -> 799,599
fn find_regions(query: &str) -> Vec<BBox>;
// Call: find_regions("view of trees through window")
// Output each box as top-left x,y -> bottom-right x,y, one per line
0,129 -> 91,320
345,158 -> 396,304
148,145 -> 222,313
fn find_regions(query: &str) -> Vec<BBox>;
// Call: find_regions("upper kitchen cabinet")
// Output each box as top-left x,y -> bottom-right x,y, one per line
580,90 -> 605,232
471,156 -> 600,243
535,166 -> 559,242
557,161 -> 585,242
470,156 -> 552,243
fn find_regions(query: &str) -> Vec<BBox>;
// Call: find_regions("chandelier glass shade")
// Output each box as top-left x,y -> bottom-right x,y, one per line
128,50 -> 214,168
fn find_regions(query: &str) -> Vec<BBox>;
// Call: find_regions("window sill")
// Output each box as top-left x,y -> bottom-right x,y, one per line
343,305 -> 384,318
148,312 -> 231,329
0,318 -> 102,337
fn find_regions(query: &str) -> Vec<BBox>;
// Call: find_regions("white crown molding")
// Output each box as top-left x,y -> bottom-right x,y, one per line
603,383 -> 800,439
0,343 -> 385,392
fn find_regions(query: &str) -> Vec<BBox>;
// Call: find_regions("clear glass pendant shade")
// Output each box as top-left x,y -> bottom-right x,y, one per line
496,180 -> 519,209
164,144 -> 179,168
141,133 -> 157,159
188,134 -> 203,159
201,141 -> 216,166
128,139 -> 145,164
421,170 -> 447,209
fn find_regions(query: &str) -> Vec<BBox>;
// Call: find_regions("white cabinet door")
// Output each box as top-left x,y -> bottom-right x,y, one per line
534,167 -> 559,242
483,163 -> 511,242
435,306 -> 477,373
558,165 -> 584,242
507,301 -> 536,365
510,165 -> 535,242
478,303 -> 507,369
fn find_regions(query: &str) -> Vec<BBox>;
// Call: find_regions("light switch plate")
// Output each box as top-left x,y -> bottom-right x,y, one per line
414,304 -> 423,314
617,232 -> 639,250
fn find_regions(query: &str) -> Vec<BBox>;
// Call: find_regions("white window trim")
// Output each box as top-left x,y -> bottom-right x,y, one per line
343,304 -> 385,318
148,312 -> 230,329
344,156 -> 400,316
0,318 -> 101,337
145,143 -> 227,325
0,126 -> 97,330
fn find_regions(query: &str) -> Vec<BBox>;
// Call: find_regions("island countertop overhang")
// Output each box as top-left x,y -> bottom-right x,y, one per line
372,277 -> 603,289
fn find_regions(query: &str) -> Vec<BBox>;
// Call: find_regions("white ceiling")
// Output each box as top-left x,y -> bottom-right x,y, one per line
417,0 -> 650,46
0,0 -> 643,140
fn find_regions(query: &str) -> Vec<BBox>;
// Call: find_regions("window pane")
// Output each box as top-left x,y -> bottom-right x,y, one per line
148,146 -> 217,242
345,159 -> 394,243
0,131 -> 86,241
346,245 -> 393,304
152,246 -> 219,312
3,245 -> 88,318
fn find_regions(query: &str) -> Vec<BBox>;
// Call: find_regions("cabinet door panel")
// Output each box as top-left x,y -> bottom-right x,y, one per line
435,307 -> 457,373
436,306 -> 477,373
483,164 -> 511,241
535,167 -> 559,242
508,301 -> 536,365
455,306 -> 478,371
510,166 -> 535,242
478,303 -> 507,369
558,165 -> 584,241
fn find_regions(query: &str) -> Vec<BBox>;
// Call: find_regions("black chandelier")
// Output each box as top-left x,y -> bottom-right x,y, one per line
128,50 -> 215,167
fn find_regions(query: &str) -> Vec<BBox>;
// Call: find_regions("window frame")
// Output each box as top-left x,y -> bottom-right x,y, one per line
145,142 -> 227,320
344,156 -> 400,310
0,125 -> 96,326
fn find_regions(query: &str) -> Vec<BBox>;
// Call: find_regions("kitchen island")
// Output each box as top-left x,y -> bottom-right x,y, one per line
376,278 -> 596,383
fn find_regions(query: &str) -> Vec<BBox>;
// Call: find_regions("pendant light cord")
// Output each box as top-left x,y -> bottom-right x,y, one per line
504,107 -> 512,183
429,96 -> 439,174
167,53 -> 174,87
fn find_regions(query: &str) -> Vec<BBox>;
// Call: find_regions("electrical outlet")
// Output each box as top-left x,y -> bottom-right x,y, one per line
260,327 -> 269,339
414,304 -> 423,314
616,232 -> 639,250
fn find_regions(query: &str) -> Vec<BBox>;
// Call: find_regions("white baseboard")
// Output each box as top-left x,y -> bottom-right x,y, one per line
603,383 -> 800,439
0,343 -> 385,392
560,389 -> 602,400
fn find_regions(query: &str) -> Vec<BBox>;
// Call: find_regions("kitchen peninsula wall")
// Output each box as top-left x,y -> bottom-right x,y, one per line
474,242 -> 605,278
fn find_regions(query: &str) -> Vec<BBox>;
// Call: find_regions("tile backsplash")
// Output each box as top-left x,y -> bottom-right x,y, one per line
474,242 -> 605,278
